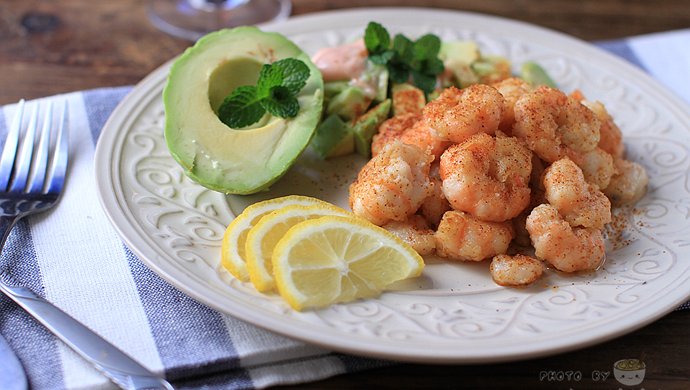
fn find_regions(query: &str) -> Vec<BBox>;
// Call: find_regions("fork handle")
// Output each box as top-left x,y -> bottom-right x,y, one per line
0,283 -> 174,390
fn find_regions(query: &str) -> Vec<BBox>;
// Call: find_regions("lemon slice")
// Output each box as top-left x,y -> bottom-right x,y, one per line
221,195 -> 333,281
245,203 -> 350,292
273,215 -> 425,311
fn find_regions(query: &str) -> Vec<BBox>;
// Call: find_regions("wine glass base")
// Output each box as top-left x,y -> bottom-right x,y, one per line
147,0 -> 292,41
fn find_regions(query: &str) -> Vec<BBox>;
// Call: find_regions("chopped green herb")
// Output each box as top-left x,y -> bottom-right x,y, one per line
217,86 -> 265,129
218,58 -> 310,128
364,22 -> 391,55
363,22 -> 444,94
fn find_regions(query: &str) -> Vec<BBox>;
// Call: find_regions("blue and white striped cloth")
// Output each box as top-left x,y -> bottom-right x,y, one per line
1,28 -> 689,390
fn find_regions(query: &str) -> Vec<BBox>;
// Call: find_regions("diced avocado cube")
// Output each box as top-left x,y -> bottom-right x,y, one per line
449,62 -> 479,87
373,65 -> 389,102
439,41 -> 481,88
391,83 -> 426,116
353,99 -> 392,158
324,81 -> 350,98
376,67 -> 389,102
426,89 -> 441,101
327,86 -> 372,121
520,61 -> 557,88
439,41 -> 480,64
471,55 -> 512,84
310,114 -> 355,159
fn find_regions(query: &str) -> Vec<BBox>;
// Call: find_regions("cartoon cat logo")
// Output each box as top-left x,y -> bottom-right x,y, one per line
614,359 -> 646,386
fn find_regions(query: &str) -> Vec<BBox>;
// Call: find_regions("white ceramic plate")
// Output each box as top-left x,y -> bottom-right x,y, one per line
95,8 -> 690,363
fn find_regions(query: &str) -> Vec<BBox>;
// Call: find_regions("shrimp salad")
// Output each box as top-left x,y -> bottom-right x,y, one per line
314,26 -> 649,288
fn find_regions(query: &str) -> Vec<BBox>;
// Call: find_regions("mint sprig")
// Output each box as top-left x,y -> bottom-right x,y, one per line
363,22 -> 443,94
218,58 -> 310,128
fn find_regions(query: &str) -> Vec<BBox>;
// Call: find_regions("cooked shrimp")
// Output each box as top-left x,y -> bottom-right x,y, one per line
492,77 -> 533,133
371,113 -> 420,157
603,158 -> 649,206
529,153 -> 547,191
440,133 -> 532,222
400,121 -> 452,160
513,179 -> 548,248
511,213 -> 532,248
422,84 -> 505,143
490,254 -> 544,286
513,86 -> 600,163
435,210 -> 514,262
543,157 -> 611,229
349,140 -> 434,225
581,99 -> 625,159
526,204 -> 605,272
311,39 -> 367,82
419,162 -> 451,227
514,86 -> 613,188
568,89 -> 586,101
571,147 -> 615,190
382,215 -> 436,256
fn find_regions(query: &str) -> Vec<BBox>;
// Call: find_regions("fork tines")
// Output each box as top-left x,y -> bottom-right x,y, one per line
0,99 -> 69,196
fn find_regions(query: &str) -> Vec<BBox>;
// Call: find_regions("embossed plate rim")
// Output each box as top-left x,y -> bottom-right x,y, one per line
95,8 -> 690,363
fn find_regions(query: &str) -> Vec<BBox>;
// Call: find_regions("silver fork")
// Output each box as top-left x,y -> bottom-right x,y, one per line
0,99 -> 174,390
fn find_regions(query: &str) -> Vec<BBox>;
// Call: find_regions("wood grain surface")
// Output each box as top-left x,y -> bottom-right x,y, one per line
1,0 -> 690,105
1,1 -> 689,389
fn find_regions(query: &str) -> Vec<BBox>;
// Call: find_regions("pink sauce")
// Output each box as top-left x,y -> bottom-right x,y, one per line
311,39 -> 368,82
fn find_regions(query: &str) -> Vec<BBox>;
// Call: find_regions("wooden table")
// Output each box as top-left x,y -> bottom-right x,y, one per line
1,1 -> 689,388
2,0 -> 690,105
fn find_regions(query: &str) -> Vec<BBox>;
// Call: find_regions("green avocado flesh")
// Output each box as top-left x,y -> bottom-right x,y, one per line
163,27 -> 324,194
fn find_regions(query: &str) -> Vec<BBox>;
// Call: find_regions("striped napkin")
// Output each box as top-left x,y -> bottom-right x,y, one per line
1,28 -> 689,390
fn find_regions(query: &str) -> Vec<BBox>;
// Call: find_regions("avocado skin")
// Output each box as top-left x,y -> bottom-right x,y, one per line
163,27 -> 324,194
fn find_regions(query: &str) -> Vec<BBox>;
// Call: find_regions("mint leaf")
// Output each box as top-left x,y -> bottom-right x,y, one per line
218,58 -> 310,127
423,57 -> 445,75
268,85 -> 292,103
257,63 -> 283,98
217,85 -> 265,128
413,34 -> 441,61
364,22 -> 390,54
273,58 -> 310,95
392,34 -> 414,63
258,58 -> 310,97
388,65 -> 409,84
369,50 -> 394,65
364,22 -> 445,94
411,71 -> 436,94
262,86 -> 300,118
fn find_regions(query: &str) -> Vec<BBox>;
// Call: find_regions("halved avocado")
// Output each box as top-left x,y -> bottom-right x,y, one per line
163,27 -> 324,194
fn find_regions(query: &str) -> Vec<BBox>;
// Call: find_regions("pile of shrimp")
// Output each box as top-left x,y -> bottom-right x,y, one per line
348,78 -> 648,287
